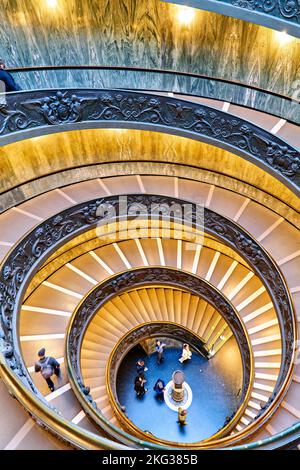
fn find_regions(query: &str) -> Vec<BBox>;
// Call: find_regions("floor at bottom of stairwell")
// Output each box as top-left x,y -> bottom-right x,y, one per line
116,346 -> 241,443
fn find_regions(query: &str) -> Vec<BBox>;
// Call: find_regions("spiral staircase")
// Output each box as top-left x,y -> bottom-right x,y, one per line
0,0 -> 300,451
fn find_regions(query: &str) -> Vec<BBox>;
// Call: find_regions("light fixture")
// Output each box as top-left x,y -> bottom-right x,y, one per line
176,6 -> 195,26
275,30 -> 293,46
220,335 -> 226,341
47,0 -> 58,8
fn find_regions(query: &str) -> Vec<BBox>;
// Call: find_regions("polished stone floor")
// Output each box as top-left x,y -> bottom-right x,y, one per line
116,346 -> 241,443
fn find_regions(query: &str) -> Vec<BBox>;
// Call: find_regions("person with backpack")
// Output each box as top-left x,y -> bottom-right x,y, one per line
34,348 -> 61,392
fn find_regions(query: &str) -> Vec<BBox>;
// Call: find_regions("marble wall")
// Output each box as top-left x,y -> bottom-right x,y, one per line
0,0 -> 299,97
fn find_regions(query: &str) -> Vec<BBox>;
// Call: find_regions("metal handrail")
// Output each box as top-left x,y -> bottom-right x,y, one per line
6,65 -> 294,101
60,196 -> 296,449
0,74 -> 298,448
105,319 -> 249,444
0,191 -> 296,450
6,65 -> 300,125
1,88 -> 299,194
66,268 -> 253,449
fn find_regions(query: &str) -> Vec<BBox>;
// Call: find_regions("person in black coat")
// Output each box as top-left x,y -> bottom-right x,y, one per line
134,376 -> 147,396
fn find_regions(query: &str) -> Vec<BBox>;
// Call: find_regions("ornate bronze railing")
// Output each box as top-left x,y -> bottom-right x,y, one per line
23,225 -> 249,301
0,89 -> 299,194
105,319 -> 249,443
0,194 -> 295,449
67,270 -> 252,448
6,65 -> 300,124
163,0 -> 300,38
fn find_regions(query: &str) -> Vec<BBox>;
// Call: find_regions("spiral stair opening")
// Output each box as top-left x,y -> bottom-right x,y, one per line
111,322 -> 243,444
0,0 -> 300,452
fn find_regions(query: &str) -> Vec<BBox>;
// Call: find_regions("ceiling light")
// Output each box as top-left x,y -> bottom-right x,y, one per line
176,6 -> 195,26
47,0 -> 58,8
275,30 -> 293,46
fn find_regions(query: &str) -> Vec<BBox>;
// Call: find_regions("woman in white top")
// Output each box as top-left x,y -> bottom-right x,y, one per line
179,344 -> 192,363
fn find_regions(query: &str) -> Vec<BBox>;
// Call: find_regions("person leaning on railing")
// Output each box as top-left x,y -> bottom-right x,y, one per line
0,59 -> 21,113
179,343 -> 192,363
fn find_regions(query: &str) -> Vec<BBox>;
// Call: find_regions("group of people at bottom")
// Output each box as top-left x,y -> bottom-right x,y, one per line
133,340 -> 192,425
134,341 -> 192,396
134,369 -> 188,425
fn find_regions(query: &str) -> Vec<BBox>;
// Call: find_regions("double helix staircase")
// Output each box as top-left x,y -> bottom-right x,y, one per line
0,168 -> 299,449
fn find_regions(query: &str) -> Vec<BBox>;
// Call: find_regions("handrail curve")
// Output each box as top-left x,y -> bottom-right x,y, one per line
0,89 -> 299,194
0,194 -> 296,449
3,66 -> 300,125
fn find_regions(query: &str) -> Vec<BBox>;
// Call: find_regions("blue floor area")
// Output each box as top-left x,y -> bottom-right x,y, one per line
116,346 -> 240,443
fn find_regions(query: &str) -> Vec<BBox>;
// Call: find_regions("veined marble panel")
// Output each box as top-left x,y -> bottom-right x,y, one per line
0,0 -> 299,106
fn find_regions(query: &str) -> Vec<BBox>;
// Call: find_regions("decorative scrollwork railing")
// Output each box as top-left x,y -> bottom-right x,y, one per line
6,65 -> 300,125
0,194 -> 295,449
0,89 -> 299,194
101,316 -> 250,444
164,0 -> 300,38
67,269 -> 252,447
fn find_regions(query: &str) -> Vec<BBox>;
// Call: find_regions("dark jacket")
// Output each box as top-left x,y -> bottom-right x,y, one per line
0,69 -> 21,92
136,363 -> 146,376
153,379 -> 165,394
35,356 -> 60,373
134,378 -> 145,394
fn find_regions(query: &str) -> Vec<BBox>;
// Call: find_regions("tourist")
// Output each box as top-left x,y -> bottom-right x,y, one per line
0,59 -> 21,91
179,343 -> 192,363
155,340 -> 166,364
153,378 -> 165,399
134,376 -> 147,396
0,59 -> 21,113
34,348 -> 61,392
136,359 -> 148,380
177,407 -> 188,425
